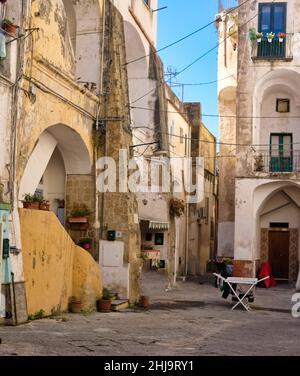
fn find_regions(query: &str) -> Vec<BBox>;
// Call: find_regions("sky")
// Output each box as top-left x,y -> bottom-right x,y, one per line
157,0 -> 220,138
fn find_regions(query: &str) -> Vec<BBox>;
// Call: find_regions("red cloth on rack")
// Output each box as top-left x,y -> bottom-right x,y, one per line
259,262 -> 277,288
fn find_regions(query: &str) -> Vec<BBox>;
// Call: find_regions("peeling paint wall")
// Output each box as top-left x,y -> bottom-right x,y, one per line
20,209 -> 101,316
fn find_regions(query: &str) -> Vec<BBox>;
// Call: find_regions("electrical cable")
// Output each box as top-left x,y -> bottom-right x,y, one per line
130,105 -> 300,120
175,12 -> 258,78
125,0 -> 251,66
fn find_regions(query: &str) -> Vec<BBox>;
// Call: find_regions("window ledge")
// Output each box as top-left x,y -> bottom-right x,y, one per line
252,57 -> 293,62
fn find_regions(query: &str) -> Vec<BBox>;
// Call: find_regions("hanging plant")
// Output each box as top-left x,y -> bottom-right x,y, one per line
169,198 -> 185,218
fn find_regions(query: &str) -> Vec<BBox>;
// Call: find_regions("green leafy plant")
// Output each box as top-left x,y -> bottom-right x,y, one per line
23,193 -> 43,203
2,18 -> 15,26
28,309 -> 45,321
70,204 -> 90,218
249,28 -> 257,41
266,32 -> 275,40
102,288 -> 114,301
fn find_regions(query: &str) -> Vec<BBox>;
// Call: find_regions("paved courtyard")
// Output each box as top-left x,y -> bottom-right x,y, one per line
0,271 -> 299,356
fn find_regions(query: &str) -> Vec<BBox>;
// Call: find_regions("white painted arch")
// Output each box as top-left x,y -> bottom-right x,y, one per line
235,178 -> 300,262
253,68 -> 300,146
19,124 -> 92,204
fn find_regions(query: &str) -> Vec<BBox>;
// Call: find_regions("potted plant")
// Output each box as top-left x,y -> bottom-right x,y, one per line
77,238 -> 92,250
68,205 -> 90,224
97,289 -> 112,313
1,18 -> 18,36
69,297 -> 82,313
248,28 -> 257,41
39,200 -> 50,211
256,32 -> 263,43
266,32 -> 275,43
22,193 -> 43,210
139,295 -> 150,309
277,32 -> 286,43
169,198 -> 185,218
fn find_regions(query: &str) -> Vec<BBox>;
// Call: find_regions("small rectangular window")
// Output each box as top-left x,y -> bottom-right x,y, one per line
145,233 -> 152,242
276,99 -> 290,113
155,233 -> 164,246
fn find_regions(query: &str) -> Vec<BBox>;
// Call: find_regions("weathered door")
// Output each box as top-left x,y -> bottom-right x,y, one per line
268,231 -> 289,279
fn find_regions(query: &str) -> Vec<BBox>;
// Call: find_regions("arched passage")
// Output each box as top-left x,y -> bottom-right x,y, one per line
254,181 -> 300,281
19,124 -> 93,221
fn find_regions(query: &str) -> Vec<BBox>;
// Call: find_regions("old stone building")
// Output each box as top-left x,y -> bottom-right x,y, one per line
185,103 -> 217,276
217,0 -> 300,282
0,0 -> 143,324
0,0 -> 219,325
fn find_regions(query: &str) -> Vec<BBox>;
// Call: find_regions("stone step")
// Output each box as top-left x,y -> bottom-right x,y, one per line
111,300 -> 129,312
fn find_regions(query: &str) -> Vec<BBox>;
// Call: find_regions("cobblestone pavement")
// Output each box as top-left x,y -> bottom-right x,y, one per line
0,271 -> 299,356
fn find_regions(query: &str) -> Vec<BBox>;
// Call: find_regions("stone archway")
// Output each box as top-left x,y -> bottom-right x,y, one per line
19,124 -> 96,254
255,181 -> 300,281
19,124 -> 92,205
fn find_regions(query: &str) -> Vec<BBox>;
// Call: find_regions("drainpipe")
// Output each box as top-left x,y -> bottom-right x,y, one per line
99,0 -> 108,240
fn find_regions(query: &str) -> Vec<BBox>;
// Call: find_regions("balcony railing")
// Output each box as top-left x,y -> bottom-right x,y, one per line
253,151 -> 300,173
251,34 -> 293,60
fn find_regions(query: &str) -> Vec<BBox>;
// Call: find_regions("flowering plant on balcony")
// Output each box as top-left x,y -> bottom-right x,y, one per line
266,32 -> 275,42
277,32 -> 286,42
256,32 -> 263,43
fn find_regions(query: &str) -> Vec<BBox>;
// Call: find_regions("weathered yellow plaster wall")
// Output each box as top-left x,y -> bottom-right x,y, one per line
20,209 -> 101,316
16,0 -> 99,187
72,245 -> 102,310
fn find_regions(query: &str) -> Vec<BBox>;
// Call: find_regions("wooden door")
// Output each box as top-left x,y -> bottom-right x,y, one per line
268,231 -> 289,279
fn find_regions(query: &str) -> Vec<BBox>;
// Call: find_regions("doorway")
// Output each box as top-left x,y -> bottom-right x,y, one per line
268,230 -> 289,280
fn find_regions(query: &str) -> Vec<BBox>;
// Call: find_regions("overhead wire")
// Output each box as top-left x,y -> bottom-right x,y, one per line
130,105 -> 300,120
125,0 -> 252,66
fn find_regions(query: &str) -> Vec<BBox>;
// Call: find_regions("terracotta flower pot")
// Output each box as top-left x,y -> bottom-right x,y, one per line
23,202 -> 40,210
69,300 -> 82,313
39,203 -> 50,211
97,299 -> 112,313
3,23 -> 18,36
140,296 -> 150,309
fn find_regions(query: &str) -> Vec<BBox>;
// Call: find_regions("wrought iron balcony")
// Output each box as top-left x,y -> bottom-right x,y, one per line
251,34 -> 293,61
253,150 -> 300,173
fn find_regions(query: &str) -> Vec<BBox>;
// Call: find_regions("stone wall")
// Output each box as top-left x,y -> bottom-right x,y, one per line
66,174 -> 97,259
98,0 -> 142,303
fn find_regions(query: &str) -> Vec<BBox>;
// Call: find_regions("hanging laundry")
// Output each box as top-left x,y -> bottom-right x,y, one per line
0,31 -> 6,60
